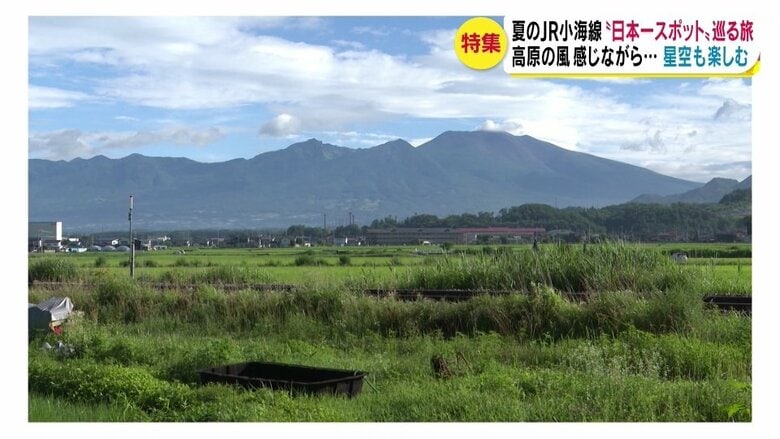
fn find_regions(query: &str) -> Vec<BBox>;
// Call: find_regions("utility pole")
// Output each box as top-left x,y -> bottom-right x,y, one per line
129,195 -> 135,278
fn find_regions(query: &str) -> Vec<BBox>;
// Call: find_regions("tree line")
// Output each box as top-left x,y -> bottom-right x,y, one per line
367,202 -> 750,241
77,197 -> 750,245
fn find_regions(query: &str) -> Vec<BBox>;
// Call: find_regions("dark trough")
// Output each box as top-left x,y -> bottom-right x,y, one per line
198,361 -> 367,397
362,288 -> 589,302
363,288 -> 511,301
702,295 -> 751,314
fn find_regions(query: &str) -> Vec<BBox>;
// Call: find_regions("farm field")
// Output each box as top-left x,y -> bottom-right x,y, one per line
28,242 -> 752,422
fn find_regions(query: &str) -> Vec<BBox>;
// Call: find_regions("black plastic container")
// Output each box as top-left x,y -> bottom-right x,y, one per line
198,361 -> 367,397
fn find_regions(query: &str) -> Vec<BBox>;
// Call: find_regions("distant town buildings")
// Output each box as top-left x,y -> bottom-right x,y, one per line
27,220 -> 749,252
366,227 -> 545,245
28,221 -> 63,252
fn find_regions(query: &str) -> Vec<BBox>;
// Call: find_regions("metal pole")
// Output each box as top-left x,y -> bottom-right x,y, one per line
129,195 -> 135,278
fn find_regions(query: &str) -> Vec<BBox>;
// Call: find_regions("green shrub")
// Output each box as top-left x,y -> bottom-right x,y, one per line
584,291 -> 646,336
294,255 -> 328,266
635,289 -> 702,333
95,278 -> 138,306
28,354 -> 194,415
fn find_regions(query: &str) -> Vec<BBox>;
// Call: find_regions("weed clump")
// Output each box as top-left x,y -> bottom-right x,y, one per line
294,255 -> 329,266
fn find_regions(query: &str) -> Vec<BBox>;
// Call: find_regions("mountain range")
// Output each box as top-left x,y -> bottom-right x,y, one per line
632,175 -> 752,204
29,130 -> 706,230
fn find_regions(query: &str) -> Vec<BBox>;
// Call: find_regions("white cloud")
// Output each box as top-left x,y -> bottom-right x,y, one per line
29,127 -> 224,160
28,17 -> 751,181
28,85 -> 90,109
351,26 -> 389,37
419,29 -> 453,52
409,137 -> 433,147
28,129 -> 92,159
330,39 -> 366,51
259,113 -> 302,137
638,160 -> 752,184
621,130 -> 666,152
480,119 -> 524,134
698,78 -> 752,104
713,99 -> 751,121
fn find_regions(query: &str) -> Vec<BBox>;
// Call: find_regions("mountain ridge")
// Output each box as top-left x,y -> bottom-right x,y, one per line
29,130 -> 706,230
633,175 -> 751,205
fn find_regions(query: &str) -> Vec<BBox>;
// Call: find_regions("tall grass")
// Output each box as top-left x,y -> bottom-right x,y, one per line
191,266 -> 272,284
37,279 -> 706,339
151,266 -> 273,286
29,258 -> 79,283
399,242 -> 694,293
29,393 -> 151,421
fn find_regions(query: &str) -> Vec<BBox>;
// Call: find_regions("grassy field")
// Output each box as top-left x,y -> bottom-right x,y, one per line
28,242 -> 753,289
28,242 -> 752,422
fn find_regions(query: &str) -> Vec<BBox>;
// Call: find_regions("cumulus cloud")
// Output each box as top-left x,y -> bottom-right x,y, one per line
28,129 -> 92,159
699,78 -> 752,103
29,127 -> 224,160
713,99 -> 751,121
479,119 -> 524,135
621,130 -> 665,152
259,114 -> 302,137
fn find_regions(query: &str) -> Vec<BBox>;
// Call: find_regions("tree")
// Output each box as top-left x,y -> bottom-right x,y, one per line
740,215 -> 752,235
334,224 -> 361,237
403,214 -> 443,228
370,216 -> 398,229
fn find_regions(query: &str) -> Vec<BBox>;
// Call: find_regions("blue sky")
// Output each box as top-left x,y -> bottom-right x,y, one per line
28,16 -> 752,182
